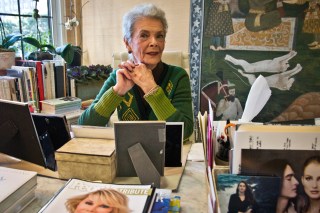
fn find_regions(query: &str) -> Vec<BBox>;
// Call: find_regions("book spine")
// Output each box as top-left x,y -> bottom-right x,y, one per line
49,62 -> 56,99
43,61 -> 53,100
0,79 -> 12,100
41,64 -> 47,100
8,78 -> 18,101
20,71 -> 28,103
23,69 -> 32,103
53,63 -> 66,98
28,68 -> 39,111
69,78 -> 76,97
0,79 -> 5,99
143,186 -> 156,213
9,77 -> 22,102
35,61 -> 45,110
13,77 -> 21,101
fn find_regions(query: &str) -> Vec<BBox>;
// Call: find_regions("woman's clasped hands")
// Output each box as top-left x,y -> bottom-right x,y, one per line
114,60 -> 157,96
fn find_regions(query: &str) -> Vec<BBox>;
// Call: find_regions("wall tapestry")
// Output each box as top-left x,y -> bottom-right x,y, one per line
198,0 -> 320,123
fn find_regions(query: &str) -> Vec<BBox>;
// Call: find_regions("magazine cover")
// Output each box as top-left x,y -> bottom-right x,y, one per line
39,179 -> 155,213
240,149 -> 320,213
231,124 -> 320,174
216,174 -> 281,213
241,149 -> 320,178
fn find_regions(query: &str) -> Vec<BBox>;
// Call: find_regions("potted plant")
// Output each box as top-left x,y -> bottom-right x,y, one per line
1,19 -> 76,69
67,64 -> 113,100
22,0 -> 77,64
0,16 -> 22,70
24,38 -> 76,64
0,35 -> 18,70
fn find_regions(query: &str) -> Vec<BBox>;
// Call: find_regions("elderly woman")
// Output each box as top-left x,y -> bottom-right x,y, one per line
65,188 -> 129,213
78,3 -> 194,140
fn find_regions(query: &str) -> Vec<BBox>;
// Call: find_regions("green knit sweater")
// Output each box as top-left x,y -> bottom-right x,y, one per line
78,63 -> 194,139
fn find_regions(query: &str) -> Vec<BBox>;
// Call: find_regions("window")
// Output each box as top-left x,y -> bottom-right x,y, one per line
0,0 -> 62,57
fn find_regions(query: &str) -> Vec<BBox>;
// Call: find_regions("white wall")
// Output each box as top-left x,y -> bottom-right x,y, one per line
81,0 -> 190,66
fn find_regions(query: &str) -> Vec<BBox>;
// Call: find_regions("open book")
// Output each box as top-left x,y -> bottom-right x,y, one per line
39,178 -> 156,213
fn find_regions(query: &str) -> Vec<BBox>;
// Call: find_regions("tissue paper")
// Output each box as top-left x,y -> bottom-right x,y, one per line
239,75 -> 271,122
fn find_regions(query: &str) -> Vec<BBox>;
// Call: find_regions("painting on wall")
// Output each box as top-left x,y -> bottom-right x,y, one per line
198,0 -> 320,123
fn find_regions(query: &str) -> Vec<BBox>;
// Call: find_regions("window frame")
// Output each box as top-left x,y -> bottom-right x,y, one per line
0,0 -> 66,56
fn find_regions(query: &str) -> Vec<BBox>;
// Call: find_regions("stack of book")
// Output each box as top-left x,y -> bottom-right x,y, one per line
1,66 -> 38,110
0,59 -> 69,112
0,167 -> 37,213
41,97 -> 82,114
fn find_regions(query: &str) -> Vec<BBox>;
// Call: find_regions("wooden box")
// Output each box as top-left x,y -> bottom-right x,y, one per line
55,137 -> 116,183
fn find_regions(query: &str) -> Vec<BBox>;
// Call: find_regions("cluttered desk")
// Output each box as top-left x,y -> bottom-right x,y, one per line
0,143 -> 207,213
0,99 -> 207,212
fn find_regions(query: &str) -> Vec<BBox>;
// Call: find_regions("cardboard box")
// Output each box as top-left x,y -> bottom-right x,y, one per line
55,137 -> 116,183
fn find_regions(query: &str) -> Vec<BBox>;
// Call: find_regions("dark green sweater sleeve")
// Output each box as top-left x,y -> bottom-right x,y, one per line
166,68 -> 194,140
78,70 -> 120,126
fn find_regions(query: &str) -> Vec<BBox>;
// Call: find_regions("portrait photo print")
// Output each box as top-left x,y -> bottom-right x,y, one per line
240,149 -> 320,179
216,174 -> 281,213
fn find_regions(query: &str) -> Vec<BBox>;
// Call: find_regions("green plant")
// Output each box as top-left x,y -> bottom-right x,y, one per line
24,37 -> 76,64
0,34 -> 21,52
0,33 -> 75,64
0,17 -> 21,52
67,64 -> 113,83
1,17 -> 75,63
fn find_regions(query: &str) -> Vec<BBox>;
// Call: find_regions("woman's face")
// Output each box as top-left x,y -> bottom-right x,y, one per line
281,165 -> 299,198
126,17 -> 165,70
238,182 -> 246,194
301,162 -> 320,200
74,194 -> 113,213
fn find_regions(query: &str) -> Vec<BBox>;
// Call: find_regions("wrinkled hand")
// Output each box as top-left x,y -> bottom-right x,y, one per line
130,63 -> 157,93
112,68 -> 134,96
112,60 -> 135,96
117,60 -> 157,94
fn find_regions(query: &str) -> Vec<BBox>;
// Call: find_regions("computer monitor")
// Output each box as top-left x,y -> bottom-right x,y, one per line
0,99 -> 47,168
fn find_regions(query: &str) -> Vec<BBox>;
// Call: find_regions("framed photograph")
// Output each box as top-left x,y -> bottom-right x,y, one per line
240,149 -> 320,179
216,174 -> 281,213
192,0 -> 320,123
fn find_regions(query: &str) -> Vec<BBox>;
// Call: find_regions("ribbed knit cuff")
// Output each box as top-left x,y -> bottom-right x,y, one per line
94,87 -> 123,118
145,87 -> 176,120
